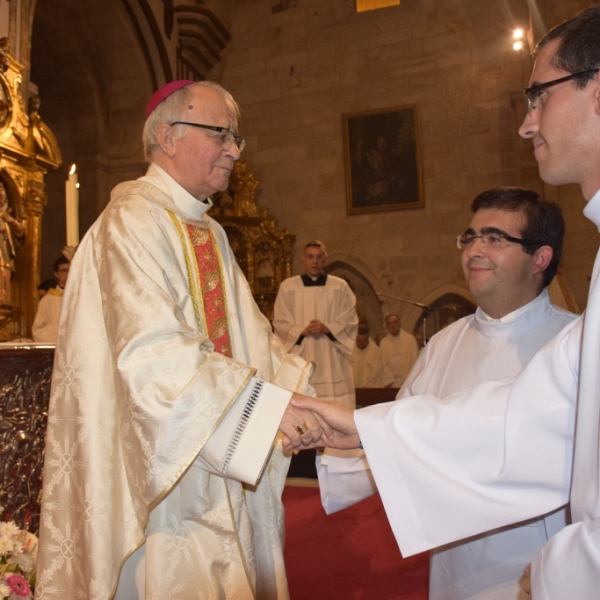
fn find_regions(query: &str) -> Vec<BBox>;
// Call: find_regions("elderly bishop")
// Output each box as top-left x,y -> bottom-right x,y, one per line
35,81 -> 323,600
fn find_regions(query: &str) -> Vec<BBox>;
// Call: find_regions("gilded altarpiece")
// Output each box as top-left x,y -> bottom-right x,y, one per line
0,41 -> 61,532
212,160 -> 294,321
0,41 -> 62,340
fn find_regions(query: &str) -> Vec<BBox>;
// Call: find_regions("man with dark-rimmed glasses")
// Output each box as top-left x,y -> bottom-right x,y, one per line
407,186 -> 576,600
292,186 -> 576,600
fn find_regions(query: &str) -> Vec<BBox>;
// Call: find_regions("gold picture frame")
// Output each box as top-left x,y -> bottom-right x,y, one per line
343,104 -> 424,214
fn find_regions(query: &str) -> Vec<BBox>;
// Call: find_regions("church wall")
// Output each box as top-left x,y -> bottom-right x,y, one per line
29,0 -> 151,280
9,0 -> 597,332
221,0 -> 596,329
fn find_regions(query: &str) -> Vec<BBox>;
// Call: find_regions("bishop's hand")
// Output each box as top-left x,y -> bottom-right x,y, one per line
282,397 -> 361,452
279,394 -> 333,449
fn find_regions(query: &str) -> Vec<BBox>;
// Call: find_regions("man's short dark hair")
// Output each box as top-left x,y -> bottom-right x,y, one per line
53,256 -> 70,273
537,6 -> 600,88
470,187 -> 564,288
37,278 -> 56,292
358,323 -> 369,336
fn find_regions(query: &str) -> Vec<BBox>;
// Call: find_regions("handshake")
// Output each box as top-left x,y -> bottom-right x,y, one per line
278,395 -> 362,452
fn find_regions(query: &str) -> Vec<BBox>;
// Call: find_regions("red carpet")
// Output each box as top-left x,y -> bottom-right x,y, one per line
283,485 -> 429,600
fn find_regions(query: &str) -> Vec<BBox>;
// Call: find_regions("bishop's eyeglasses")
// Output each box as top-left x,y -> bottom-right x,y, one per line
170,121 -> 246,152
456,230 -> 529,250
524,68 -> 600,114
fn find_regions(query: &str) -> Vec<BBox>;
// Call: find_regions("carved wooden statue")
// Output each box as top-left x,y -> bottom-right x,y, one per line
0,181 -> 25,308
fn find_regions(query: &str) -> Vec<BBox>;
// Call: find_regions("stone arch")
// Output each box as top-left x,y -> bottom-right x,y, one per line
403,283 -> 476,344
325,253 -> 386,341
30,0 -> 154,278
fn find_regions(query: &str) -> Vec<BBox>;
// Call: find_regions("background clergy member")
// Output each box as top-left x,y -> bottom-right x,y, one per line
379,313 -> 419,387
274,240 -> 358,408
35,80 -> 325,600
351,322 -> 394,388
31,255 -> 70,343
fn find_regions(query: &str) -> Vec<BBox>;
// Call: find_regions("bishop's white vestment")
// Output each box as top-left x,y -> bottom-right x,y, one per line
351,338 -> 394,388
379,328 -> 419,388
31,287 -> 64,343
34,165 -> 313,600
397,290 -> 575,599
274,274 -> 358,408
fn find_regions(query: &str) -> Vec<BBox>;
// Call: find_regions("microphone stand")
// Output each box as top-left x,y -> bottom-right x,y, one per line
376,292 -> 433,346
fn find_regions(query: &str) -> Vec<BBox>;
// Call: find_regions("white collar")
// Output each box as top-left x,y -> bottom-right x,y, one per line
478,289 -> 546,323
583,187 -> 600,231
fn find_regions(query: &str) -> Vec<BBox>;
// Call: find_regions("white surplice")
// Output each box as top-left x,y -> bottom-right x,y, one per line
352,339 -> 394,388
529,189 -> 600,599
34,165 -> 313,600
379,329 -> 420,388
273,274 -> 358,408
397,290 -> 575,599
31,287 -> 64,343
355,313 -> 580,556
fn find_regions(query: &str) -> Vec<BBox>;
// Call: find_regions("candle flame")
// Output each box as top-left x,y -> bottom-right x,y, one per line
76,183 -> 80,189
69,164 -> 76,175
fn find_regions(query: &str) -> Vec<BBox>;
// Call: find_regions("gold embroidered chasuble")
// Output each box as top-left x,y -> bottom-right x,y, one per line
35,165 -> 312,600
185,224 -> 233,358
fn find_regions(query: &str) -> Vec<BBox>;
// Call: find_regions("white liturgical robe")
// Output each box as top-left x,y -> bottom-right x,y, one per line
379,329 -> 419,387
352,339 -> 394,388
397,290 -> 575,599
530,188 -> 600,599
274,274 -> 358,408
31,287 -> 64,343
35,165 -> 313,600
354,191 -> 600,597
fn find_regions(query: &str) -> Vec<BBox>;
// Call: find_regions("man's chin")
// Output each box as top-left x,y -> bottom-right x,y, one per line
537,165 -> 570,188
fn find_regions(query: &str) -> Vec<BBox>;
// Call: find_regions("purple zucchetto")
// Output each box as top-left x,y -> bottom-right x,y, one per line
145,80 -> 195,119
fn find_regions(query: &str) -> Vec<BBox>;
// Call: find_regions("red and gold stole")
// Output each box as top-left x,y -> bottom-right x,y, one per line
185,224 -> 233,358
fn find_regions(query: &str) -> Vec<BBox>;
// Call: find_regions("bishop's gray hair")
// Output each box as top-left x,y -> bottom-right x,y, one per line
142,81 -> 241,162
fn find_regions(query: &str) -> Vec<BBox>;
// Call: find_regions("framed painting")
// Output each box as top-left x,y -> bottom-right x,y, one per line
343,104 -> 424,214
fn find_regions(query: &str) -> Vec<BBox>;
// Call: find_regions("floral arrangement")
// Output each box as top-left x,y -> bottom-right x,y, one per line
0,506 -> 37,600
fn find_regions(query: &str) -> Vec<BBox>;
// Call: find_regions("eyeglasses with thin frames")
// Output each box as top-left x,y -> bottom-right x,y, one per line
524,68 -> 600,114
170,121 -> 246,152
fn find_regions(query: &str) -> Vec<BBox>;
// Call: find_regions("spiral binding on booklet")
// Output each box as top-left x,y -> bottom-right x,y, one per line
220,379 -> 264,475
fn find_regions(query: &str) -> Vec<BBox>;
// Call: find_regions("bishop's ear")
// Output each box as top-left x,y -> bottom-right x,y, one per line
156,123 -> 177,157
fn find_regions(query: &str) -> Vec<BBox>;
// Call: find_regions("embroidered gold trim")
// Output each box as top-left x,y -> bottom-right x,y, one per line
166,210 -> 206,335
225,479 -> 255,597
210,228 -> 233,354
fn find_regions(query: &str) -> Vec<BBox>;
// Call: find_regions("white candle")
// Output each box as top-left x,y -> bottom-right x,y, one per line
65,164 -> 79,246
